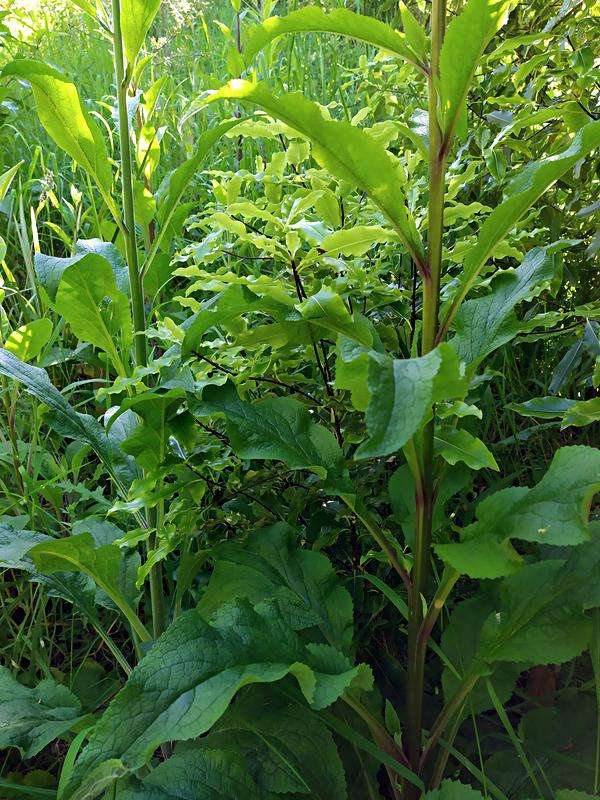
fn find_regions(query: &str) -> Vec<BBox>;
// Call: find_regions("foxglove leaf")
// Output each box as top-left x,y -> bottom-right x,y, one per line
62,600 -> 371,800
436,446 -> 600,578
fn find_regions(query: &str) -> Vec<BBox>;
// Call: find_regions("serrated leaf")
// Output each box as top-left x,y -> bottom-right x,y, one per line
424,779 -> 485,799
62,600 -> 371,800
200,81 -> 425,268
192,380 -> 349,492
199,522 -> 354,650
0,667 -> 84,758
243,6 -> 425,69
436,446 -> 600,578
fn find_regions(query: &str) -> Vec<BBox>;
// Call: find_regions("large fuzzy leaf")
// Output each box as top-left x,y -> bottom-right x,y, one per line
199,522 -> 354,650
62,600 -> 372,800
200,81 -> 425,268
2,61 -> 115,212
192,380 -> 349,492
436,446 -> 600,578
243,6 -> 426,70
443,121 -> 600,334
452,241 -> 575,367
34,243 -> 128,304
439,0 -> 514,140
0,668 -> 84,758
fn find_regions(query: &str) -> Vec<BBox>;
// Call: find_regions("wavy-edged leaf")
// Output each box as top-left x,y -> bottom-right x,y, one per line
200,81 -> 425,268
436,446 -> 600,578
199,522 -> 354,650
434,426 -> 499,471
63,599 -> 372,800
192,380 -> 349,492
243,6 -> 426,71
0,349 -> 131,489
443,121 -> 600,334
424,780 -> 485,800
452,241 -> 575,367
0,668 -> 85,759
439,0 -> 514,141
2,60 -> 114,209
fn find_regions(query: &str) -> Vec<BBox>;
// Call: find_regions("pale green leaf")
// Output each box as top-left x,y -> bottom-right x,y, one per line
201,81 -> 425,268
120,0 -> 162,65
3,318 -> 52,362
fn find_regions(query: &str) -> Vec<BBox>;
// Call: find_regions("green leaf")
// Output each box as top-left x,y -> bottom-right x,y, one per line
120,0 -> 162,65
434,426 -> 499,471
436,446 -> 600,578
199,522 -> 354,650
445,121 -> 600,331
344,342 -> 467,459
320,225 -> 399,257
0,160 -> 24,202
452,241 -> 575,366
243,6 -> 425,70
2,61 -> 114,209
439,0 -> 514,140
508,395 -> 575,419
201,81 -> 425,268
192,381 -> 349,492
3,318 -> 52,362
0,667 -> 84,758
34,244 -> 127,304
0,349 -> 132,489
562,397 -> 600,428
62,600 -> 372,800
424,780 -> 485,800
296,289 -> 373,346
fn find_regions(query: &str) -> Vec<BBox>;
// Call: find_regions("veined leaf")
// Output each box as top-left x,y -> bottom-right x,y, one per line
436,446 -> 600,578
434,426 -> 499,471
192,381 -> 349,492
55,254 -> 132,375
35,242 -> 128,304
562,397 -> 600,428
62,600 -> 372,800
442,121 -> 600,335
120,0 -> 162,66
2,61 -> 115,212
320,225 -> 399,257
439,0 -> 514,141
200,81 -> 426,268
452,241 -> 575,366
0,160 -> 24,201
199,522 -> 354,650
0,349 -> 132,489
243,6 -> 426,71
337,342 -> 467,459
0,668 -> 85,758
425,780 -> 485,799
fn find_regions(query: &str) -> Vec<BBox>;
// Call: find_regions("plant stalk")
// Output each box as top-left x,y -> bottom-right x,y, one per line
112,0 -> 164,640
405,0 -> 447,789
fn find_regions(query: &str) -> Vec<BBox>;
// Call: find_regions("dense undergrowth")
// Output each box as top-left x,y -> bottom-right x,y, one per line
0,0 -> 599,798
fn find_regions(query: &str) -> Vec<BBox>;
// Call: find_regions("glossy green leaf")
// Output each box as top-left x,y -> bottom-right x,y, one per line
201,81 -> 425,268
562,397 -> 600,427
436,446 -> 600,578
55,254 -> 132,374
62,599 -> 372,800
192,380 -> 349,492
0,668 -> 84,758
3,318 -> 52,362
434,426 -> 499,471
2,61 -> 115,210
120,0 -> 162,65
445,121 -> 600,331
452,241 -> 574,366
508,395 -> 575,419
199,522 -> 354,650
439,0 -> 514,140
320,225 -> 399,257
243,6 -> 425,70
296,289 -> 373,346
